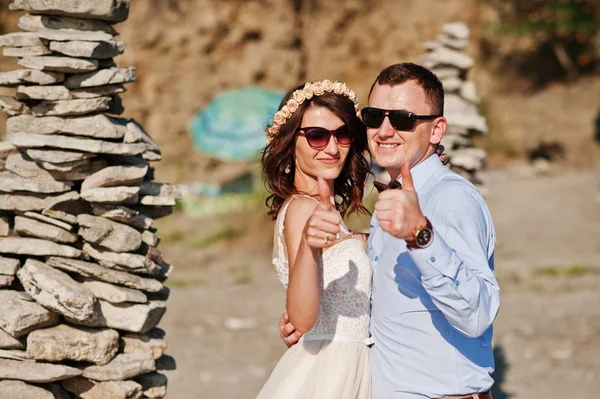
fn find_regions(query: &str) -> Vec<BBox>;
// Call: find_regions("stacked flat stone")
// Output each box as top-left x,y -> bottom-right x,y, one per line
417,22 -> 489,191
0,1 -> 178,398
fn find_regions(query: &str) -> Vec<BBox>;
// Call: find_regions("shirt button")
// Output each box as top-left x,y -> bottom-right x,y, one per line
374,256 -> 379,261
455,280 -> 460,287
430,257 -> 436,263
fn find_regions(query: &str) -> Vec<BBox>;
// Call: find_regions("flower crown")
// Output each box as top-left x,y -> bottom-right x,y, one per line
266,79 -> 360,143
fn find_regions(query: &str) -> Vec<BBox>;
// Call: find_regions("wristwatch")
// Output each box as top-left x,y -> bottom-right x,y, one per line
405,218 -> 434,249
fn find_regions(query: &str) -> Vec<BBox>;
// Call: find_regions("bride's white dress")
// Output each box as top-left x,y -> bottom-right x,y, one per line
257,195 -> 373,399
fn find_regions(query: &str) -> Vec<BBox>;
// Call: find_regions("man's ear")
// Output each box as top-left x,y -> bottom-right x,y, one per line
429,116 -> 447,145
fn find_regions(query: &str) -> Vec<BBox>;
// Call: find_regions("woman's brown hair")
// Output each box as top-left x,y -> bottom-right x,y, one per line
262,83 -> 371,220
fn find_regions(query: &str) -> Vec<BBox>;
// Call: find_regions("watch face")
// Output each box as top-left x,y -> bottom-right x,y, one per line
416,227 -> 433,247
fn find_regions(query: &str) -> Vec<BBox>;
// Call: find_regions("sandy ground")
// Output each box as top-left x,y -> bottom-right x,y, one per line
155,165 -> 600,399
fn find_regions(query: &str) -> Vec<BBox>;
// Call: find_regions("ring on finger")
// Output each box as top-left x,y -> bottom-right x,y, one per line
324,233 -> 330,244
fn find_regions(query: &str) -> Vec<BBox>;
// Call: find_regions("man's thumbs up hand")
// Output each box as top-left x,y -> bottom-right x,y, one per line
374,163 -> 427,241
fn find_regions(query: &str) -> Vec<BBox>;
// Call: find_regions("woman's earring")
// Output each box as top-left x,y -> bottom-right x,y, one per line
284,165 -> 291,174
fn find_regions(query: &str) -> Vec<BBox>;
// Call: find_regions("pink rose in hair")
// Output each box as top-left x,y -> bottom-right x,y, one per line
287,99 -> 299,113
333,81 -> 344,95
280,105 -> 291,118
312,82 -> 325,95
273,112 -> 286,125
292,91 -> 306,103
322,79 -> 334,92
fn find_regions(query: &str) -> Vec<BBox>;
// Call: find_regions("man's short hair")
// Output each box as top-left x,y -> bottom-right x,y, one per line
369,63 -> 444,115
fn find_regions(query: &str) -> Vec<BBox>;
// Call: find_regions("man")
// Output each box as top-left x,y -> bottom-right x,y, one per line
281,63 -> 499,399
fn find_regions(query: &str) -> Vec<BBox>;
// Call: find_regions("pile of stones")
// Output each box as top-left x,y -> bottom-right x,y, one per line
0,1 -> 180,398
417,22 -> 489,190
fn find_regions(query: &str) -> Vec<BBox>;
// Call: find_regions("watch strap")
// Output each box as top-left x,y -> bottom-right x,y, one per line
405,218 -> 433,249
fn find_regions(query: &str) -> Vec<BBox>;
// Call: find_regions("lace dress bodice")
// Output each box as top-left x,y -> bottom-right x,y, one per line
272,195 -> 372,340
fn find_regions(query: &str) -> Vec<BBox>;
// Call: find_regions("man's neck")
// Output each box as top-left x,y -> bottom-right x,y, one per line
387,147 -> 437,181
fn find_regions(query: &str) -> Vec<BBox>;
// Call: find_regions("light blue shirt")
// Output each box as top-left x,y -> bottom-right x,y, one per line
369,154 -> 499,398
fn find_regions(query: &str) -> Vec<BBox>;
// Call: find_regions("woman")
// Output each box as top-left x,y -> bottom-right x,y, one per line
258,80 -> 374,398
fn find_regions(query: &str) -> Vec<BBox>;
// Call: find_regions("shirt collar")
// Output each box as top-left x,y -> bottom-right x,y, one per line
397,154 -> 443,192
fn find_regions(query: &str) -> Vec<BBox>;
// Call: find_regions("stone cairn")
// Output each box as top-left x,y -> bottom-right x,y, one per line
0,1 -> 180,398
417,22 -> 489,192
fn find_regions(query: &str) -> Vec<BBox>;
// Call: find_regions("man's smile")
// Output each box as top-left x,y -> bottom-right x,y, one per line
378,143 -> 401,148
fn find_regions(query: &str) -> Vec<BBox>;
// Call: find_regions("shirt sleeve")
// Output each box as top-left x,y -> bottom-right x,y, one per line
409,192 -> 500,338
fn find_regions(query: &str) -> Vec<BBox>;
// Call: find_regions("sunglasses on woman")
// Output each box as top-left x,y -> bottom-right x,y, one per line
361,107 -> 441,131
297,125 -> 355,150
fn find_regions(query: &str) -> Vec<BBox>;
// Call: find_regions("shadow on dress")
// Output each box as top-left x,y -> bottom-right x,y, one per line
302,252 -> 370,354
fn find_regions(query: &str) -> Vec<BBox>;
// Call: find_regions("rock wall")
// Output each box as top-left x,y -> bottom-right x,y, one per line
417,22 -> 489,190
0,1 -> 485,181
0,1 -> 177,398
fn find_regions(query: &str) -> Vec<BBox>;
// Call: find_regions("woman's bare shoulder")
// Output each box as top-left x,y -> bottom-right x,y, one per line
280,196 -> 316,232
284,196 -> 319,227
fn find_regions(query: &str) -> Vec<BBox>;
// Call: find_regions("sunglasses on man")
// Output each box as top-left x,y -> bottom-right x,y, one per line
297,125 -> 355,150
361,107 -> 441,131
